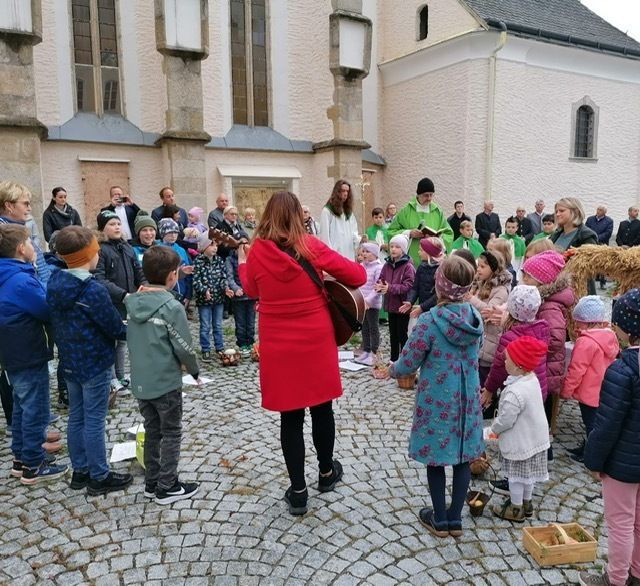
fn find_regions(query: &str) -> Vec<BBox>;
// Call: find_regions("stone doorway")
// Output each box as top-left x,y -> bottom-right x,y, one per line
80,160 -> 130,227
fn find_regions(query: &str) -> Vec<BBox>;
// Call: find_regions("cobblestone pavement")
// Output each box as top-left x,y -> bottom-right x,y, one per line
0,321 -> 607,585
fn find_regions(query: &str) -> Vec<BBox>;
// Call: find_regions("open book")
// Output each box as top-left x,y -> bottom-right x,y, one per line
419,223 -> 447,237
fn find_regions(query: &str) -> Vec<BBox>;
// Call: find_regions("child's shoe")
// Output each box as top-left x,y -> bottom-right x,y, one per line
284,486 -> 308,516
70,470 -> 90,490
448,520 -> 463,538
87,471 -> 133,496
155,481 -> 199,505
318,460 -> 343,492
11,460 -> 23,478
418,508 -> 449,537
201,351 -> 212,363
354,352 -> 372,365
578,570 -> 612,585
523,499 -> 534,518
21,461 -> 68,485
144,483 -> 157,498
492,498 -> 525,522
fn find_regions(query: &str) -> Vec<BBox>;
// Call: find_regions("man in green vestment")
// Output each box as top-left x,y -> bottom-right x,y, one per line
387,177 -> 454,266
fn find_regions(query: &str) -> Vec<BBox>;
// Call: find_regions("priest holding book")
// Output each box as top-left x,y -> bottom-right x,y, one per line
387,177 -> 453,266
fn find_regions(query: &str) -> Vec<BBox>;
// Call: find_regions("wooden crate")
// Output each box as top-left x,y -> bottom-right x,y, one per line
523,523 -> 597,567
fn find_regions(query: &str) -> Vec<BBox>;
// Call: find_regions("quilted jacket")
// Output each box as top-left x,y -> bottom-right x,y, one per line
584,347 -> 640,482
192,253 -> 227,306
405,260 -> 438,313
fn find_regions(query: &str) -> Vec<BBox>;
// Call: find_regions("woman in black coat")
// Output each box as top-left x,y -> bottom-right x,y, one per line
42,187 -> 82,242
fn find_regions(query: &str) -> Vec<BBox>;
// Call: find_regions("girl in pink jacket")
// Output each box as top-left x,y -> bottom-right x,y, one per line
561,295 -> 619,462
356,242 -> 383,366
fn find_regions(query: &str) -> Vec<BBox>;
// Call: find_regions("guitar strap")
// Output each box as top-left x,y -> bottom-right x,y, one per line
281,248 -> 362,333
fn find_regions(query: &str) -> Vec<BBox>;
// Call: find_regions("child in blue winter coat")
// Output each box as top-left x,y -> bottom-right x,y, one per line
582,289 -> 640,586
158,218 -> 193,306
399,237 -> 444,320
389,255 -> 484,538
355,242 -> 383,366
0,224 -> 67,484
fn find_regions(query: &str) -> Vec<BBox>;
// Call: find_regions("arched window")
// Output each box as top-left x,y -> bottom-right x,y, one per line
417,5 -> 428,41
571,97 -> 599,160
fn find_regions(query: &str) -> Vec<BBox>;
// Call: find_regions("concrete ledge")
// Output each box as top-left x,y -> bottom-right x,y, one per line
46,113 -> 160,146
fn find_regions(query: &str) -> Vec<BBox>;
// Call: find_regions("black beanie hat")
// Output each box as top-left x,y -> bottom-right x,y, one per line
97,210 -> 119,231
416,177 -> 435,195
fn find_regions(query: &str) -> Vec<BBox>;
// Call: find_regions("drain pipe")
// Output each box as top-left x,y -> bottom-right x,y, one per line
485,21 -> 507,201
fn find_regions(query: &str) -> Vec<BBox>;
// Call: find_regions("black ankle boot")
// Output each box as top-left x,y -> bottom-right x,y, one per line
284,487 -> 308,515
318,459 -> 343,493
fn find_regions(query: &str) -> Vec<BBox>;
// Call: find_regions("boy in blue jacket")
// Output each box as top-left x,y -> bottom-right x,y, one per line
582,288 -> 640,586
0,224 -> 68,484
47,226 -> 132,496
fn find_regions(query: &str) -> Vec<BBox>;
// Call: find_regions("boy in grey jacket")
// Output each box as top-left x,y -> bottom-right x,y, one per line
125,246 -> 201,504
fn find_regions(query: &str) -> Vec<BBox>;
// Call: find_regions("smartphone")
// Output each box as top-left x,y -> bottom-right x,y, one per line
116,197 -> 125,203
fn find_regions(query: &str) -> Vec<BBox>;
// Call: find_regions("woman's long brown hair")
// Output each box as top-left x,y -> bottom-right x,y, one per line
326,179 -> 353,218
253,191 -> 313,259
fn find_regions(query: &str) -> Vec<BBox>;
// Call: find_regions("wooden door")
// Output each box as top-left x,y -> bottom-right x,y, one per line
80,161 -> 129,228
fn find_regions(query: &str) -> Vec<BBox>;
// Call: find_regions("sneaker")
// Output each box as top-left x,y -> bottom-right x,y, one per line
11,460 -> 23,478
523,500 -> 534,518
490,477 -> 510,494
70,470 -> 90,490
284,487 -> 308,515
42,441 -> 62,453
155,481 -> 199,505
240,346 -> 251,357
318,459 -> 343,493
579,571 -> 611,586
358,353 -> 375,366
144,483 -> 157,498
87,471 -> 133,496
354,352 -> 372,365
46,430 -> 62,443
418,508 -> 449,538
201,351 -> 212,363
20,461 -> 68,485
119,377 -> 130,388
117,380 -> 131,396
492,498 -> 525,523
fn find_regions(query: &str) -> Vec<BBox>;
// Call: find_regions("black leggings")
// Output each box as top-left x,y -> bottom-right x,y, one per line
388,312 -> 410,361
280,401 -> 335,491
426,462 -> 471,524
0,370 -> 12,427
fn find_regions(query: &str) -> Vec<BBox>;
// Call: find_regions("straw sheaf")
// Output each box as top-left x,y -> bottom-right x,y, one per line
564,244 -> 640,298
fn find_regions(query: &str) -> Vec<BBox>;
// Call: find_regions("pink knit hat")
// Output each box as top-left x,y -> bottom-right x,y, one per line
522,250 -> 565,284
361,242 -> 380,258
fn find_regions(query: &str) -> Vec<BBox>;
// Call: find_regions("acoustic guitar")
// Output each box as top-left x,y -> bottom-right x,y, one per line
323,277 -> 366,346
208,228 -> 249,249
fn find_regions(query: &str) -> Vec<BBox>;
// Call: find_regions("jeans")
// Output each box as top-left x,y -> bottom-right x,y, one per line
138,390 -> 183,490
602,475 -> 640,585
66,368 -> 111,480
362,308 -> 380,353
114,339 -> 127,381
198,303 -> 224,352
233,298 -> 256,347
8,364 -> 49,467
280,401 -> 335,491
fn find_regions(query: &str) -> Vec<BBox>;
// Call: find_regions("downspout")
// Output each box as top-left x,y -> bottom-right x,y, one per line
485,22 -> 507,201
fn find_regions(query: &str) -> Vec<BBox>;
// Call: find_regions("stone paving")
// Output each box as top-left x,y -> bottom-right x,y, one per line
0,321 -> 608,585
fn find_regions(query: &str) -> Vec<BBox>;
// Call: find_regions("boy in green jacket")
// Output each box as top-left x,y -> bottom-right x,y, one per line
500,216 -> 526,272
125,245 -> 201,505
451,220 -> 484,258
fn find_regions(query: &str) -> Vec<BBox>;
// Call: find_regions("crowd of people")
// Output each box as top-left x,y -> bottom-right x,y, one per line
0,177 -> 639,586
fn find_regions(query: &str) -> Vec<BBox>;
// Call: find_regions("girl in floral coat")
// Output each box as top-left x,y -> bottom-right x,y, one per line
390,256 -> 484,538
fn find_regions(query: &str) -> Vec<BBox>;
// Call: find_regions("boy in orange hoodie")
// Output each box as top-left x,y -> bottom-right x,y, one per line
561,295 -> 619,462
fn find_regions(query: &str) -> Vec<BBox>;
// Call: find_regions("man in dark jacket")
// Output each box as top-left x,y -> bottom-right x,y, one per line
616,206 -> 640,247
447,201 -> 471,241
151,187 -> 188,227
207,193 -> 230,229
586,206 -> 614,245
515,206 -> 534,244
475,201 -> 501,248
100,186 -> 140,241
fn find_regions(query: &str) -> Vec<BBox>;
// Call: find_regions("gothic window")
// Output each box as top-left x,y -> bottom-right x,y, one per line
72,0 -> 121,115
571,97 -> 599,160
418,5 -> 429,41
230,0 -> 269,127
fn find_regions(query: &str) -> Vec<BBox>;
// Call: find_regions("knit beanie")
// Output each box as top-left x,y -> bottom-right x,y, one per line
134,211 -> 156,236
416,177 -> 435,195
361,242 -> 380,258
611,288 -> 640,338
420,237 -> 444,258
506,336 -> 548,372
197,233 -> 214,253
573,295 -> 606,323
188,206 -> 204,221
389,234 -> 409,255
507,285 -> 542,323
157,218 -> 180,239
522,250 -> 565,284
96,210 -> 119,231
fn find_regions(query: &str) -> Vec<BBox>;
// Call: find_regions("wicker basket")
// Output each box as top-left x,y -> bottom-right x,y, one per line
220,349 -> 240,366
397,374 -> 417,390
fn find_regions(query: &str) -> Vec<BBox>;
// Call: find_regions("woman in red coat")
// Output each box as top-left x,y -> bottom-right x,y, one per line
238,191 -> 366,516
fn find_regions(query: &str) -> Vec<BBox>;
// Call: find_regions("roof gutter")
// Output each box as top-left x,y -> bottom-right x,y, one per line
485,21 -> 507,201
485,18 -> 640,58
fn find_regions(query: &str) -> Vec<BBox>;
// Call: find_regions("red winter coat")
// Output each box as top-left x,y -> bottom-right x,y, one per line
536,276 -> 575,395
239,236 -> 366,412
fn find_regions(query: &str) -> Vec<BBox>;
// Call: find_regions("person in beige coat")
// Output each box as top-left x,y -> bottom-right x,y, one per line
468,250 -> 512,385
